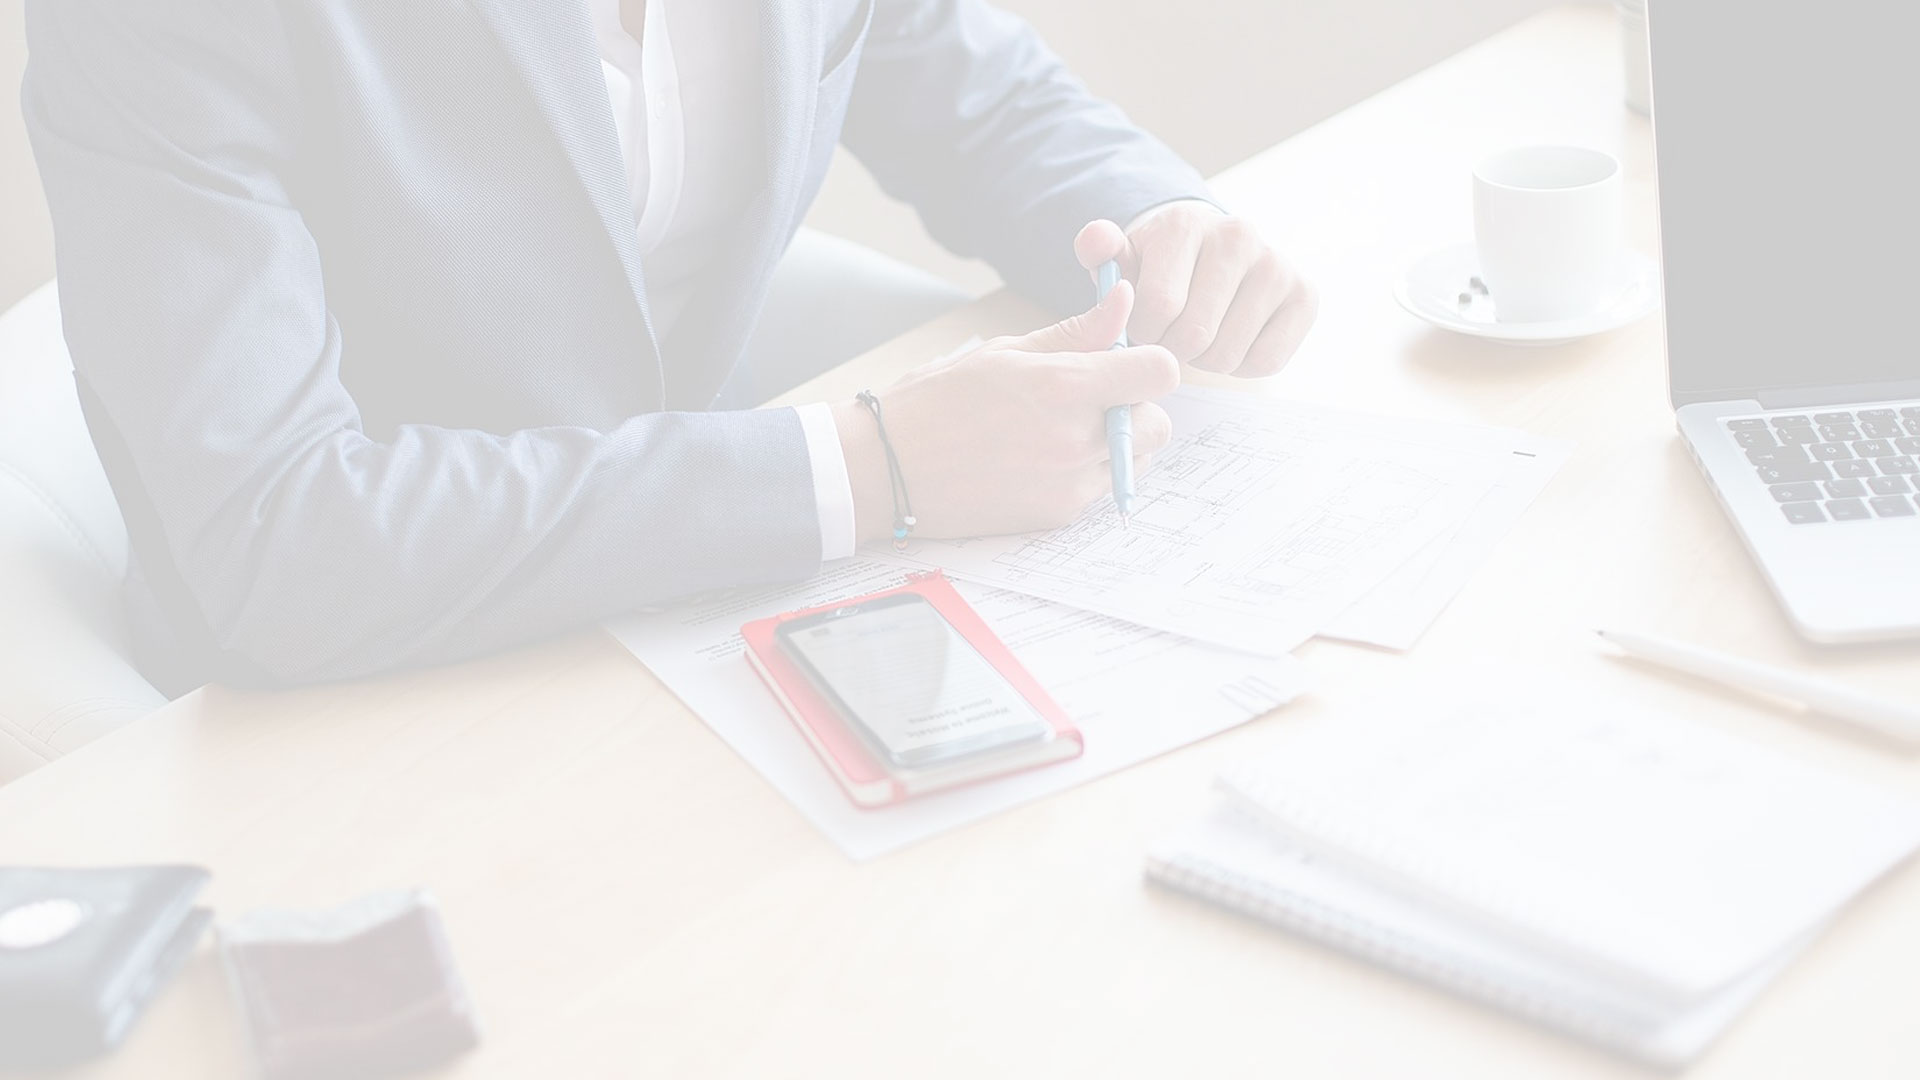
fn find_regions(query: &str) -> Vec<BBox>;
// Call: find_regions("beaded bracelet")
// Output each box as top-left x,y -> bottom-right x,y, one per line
855,389 -> 916,550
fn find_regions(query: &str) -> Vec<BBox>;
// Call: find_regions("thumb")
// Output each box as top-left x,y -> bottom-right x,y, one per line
1074,219 -> 1135,274
1016,278 -> 1133,354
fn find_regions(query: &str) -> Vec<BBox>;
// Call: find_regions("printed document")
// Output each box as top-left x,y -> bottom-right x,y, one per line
607,559 -> 1305,860
877,388 -> 1509,655
1323,432 -> 1571,649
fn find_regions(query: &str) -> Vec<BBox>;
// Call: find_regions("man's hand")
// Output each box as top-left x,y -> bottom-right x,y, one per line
1075,202 -> 1317,377
832,282 -> 1178,544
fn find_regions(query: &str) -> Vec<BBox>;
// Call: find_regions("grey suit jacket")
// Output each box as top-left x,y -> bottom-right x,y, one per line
22,0 -> 1210,690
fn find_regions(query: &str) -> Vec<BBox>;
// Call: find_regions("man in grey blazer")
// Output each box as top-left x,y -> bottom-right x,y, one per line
23,0 -> 1316,692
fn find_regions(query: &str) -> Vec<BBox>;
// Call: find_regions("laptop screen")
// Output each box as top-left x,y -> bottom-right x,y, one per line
1651,1 -> 1920,407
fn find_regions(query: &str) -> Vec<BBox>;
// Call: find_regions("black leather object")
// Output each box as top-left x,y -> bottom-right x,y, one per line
0,865 -> 210,1068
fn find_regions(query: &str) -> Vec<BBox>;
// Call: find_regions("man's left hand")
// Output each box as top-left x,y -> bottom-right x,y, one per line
1074,202 -> 1317,377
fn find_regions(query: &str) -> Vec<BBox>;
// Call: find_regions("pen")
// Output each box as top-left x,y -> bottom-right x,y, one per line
1596,628 -> 1920,745
1095,260 -> 1136,521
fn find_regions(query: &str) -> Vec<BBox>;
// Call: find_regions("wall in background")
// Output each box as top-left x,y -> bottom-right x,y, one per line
1,0 -> 51,311
805,0 -> 1560,295
0,0 -> 1560,312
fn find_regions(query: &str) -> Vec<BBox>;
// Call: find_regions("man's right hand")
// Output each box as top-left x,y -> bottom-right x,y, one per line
832,281 -> 1179,544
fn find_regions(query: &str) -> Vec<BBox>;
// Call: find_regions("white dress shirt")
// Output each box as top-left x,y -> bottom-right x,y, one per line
592,0 -> 858,560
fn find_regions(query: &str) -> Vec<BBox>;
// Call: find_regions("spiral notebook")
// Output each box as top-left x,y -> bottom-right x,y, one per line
1146,691 -> 1920,1068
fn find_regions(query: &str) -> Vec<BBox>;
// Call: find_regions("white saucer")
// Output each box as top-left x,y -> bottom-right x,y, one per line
1394,244 -> 1662,346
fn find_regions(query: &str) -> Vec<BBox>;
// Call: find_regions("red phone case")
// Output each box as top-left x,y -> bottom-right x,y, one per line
740,572 -> 1083,808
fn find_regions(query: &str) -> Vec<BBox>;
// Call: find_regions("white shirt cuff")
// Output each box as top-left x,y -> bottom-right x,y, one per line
795,403 -> 858,561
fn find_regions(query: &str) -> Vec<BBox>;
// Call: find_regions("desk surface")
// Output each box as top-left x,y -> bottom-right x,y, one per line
7,8 -> 1920,1078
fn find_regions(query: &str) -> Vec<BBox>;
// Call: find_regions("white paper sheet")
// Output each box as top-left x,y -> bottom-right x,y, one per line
607,559 -> 1306,860
873,388 -> 1509,655
1322,433 -> 1572,650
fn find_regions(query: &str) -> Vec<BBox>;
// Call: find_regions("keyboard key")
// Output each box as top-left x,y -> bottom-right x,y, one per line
1905,420 -> 1920,437
1810,441 -> 1853,461
1818,423 -> 1861,442
1779,427 -> 1822,445
1769,482 -> 1823,502
1903,406 -> 1920,421
1770,414 -> 1813,427
1897,436 -> 1920,455
1727,417 -> 1770,431
1859,408 -> 1898,421
1832,459 -> 1876,478
1854,439 -> 1896,457
1746,445 -> 1810,466
1757,462 -> 1831,483
1871,495 -> 1916,517
1813,411 -> 1856,425
1879,455 -> 1919,475
1824,477 -> 1868,498
1827,498 -> 1871,520
1781,502 -> 1826,524
1862,419 -> 1903,438
1733,429 -> 1777,449
1869,475 -> 1912,495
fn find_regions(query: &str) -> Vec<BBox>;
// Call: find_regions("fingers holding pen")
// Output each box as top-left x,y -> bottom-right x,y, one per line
1124,400 -> 1173,456
1063,343 -> 1181,408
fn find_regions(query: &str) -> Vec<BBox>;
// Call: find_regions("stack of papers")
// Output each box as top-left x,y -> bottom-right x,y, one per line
881,387 -> 1568,653
1148,689 -> 1920,1067
611,383 -> 1568,857
610,561 -> 1304,859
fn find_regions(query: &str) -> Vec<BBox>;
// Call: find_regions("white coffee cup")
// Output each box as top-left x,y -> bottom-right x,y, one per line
1472,146 -> 1624,323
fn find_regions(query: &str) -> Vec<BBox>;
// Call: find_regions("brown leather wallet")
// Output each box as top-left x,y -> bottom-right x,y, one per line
218,890 -> 480,1080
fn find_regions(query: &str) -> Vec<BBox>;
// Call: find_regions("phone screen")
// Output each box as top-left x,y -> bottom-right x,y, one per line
775,594 -> 1051,769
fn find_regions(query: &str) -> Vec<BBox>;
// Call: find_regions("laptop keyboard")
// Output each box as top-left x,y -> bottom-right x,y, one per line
1726,405 -> 1920,524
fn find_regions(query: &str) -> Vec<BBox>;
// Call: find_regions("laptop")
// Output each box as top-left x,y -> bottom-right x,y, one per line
1649,0 -> 1920,642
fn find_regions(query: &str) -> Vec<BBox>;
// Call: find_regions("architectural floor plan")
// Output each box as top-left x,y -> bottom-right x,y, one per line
881,388 -> 1512,654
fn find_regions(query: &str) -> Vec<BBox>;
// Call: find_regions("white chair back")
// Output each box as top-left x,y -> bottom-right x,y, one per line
0,282 -> 163,782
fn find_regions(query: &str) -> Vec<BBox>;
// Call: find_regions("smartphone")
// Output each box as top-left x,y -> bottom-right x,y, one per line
774,593 -> 1052,770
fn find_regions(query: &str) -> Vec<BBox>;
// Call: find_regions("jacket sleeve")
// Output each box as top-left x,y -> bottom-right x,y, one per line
22,0 -> 823,685
841,0 -> 1217,316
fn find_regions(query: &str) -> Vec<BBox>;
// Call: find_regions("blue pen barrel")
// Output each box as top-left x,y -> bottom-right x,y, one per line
1095,259 -> 1136,518
1107,407 -> 1135,517
1096,260 -> 1123,307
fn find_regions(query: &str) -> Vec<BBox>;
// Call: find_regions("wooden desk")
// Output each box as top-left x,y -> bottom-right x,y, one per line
6,8 -> 1918,1078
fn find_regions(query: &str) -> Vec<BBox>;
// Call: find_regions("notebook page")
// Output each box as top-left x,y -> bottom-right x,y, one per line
1217,689 -> 1920,1000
